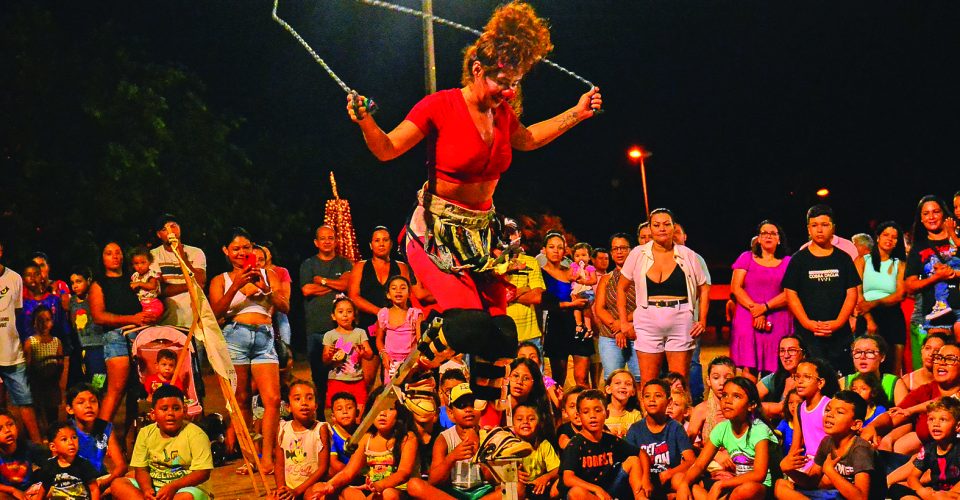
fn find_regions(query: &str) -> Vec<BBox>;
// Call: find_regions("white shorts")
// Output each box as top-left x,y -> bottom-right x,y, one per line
633,302 -> 695,353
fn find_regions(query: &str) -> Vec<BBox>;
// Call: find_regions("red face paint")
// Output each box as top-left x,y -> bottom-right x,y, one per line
500,88 -> 516,100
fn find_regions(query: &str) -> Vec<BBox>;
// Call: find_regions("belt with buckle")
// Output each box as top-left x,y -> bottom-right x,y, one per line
648,298 -> 688,308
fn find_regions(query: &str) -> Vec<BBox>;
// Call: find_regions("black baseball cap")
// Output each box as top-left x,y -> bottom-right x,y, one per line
155,213 -> 179,231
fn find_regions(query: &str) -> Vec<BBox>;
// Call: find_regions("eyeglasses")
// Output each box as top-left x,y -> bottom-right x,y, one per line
610,246 -> 631,252
792,373 -> 822,383
933,354 -> 960,366
759,231 -> 780,237
852,350 -> 880,360
510,373 -> 534,384
779,348 -> 802,356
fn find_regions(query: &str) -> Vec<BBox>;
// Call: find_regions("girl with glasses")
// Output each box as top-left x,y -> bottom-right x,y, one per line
837,334 -> 903,407
756,335 -> 807,419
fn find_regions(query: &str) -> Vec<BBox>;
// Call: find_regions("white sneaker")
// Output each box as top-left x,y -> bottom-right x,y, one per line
926,301 -> 953,320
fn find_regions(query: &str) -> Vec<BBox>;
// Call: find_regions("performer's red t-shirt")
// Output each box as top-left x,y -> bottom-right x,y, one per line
405,89 -> 520,185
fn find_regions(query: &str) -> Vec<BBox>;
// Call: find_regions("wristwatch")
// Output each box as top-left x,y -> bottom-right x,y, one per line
321,277 -> 328,286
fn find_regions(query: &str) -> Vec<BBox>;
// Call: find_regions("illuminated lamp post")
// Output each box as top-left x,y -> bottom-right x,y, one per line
628,146 -> 653,218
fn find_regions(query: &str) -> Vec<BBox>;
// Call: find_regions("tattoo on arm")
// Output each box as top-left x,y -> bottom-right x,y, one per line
557,110 -> 579,131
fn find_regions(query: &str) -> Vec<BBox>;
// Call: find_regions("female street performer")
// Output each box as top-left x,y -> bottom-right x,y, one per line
346,2 -> 601,396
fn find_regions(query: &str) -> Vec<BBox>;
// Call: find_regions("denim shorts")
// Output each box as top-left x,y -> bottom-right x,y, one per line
103,327 -> 135,361
223,322 -> 278,365
0,363 -> 33,406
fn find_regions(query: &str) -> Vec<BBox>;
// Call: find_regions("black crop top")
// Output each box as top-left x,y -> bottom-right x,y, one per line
646,266 -> 686,297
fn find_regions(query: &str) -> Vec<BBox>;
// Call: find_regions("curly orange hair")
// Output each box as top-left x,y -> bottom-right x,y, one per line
461,1 -> 553,116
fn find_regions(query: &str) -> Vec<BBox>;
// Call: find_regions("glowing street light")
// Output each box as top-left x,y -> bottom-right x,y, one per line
628,146 -> 653,217
816,188 -> 830,198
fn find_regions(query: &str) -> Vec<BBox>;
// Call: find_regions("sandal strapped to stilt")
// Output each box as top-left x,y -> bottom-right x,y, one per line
474,427 -> 533,463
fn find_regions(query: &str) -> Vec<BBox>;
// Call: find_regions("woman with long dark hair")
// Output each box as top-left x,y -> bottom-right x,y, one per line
854,221 -> 907,374
209,227 -> 289,474
541,232 -> 592,387
904,196 -> 960,366
756,334 -> 807,418
730,220 -> 792,381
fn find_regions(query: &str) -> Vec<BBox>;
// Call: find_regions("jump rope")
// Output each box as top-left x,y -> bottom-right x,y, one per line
272,0 -> 601,119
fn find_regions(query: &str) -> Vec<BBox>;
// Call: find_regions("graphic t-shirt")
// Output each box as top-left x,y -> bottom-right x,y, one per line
624,418 -> 691,475
129,422 -> 213,488
709,419 -> 778,487
813,436 -> 874,485
521,439 -> 561,480
0,446 -> 35,489
906,236 -> 960,324
782,247 -> 860,328
149,245 -> 207,328
19,292 -> 70,349
37,457 -> 99,499
560,433 -> 639,490
322,328 -> 369,382
278,420 -> 325,489
0,268 -> 24,366
69,296 -> 104,348
914,441 -> 960,491
72,419 -> 112,474
329,424 -> 352,466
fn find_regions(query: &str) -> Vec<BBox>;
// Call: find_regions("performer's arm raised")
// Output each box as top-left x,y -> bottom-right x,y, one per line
511,87 -> 602,151
346,96 -> 425,162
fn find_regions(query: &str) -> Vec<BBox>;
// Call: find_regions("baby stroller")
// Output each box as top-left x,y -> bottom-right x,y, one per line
130,326 -> 204,417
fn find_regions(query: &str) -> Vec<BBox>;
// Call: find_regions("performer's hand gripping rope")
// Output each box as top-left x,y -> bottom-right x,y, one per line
271,0 -> 379,118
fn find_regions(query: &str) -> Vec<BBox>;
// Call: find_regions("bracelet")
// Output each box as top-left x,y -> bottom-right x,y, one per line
763,302 -> 769,311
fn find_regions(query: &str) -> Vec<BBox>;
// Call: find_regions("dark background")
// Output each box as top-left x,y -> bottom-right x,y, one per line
3,0 -> 959,302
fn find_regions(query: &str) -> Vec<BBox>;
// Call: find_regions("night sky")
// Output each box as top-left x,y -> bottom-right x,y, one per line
9,1 -> 960,278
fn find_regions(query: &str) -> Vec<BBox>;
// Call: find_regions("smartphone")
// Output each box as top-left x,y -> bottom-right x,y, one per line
243,253 -> 258,270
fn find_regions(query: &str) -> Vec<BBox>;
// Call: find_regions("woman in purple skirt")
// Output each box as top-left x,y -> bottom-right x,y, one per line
730,220 -> 793,381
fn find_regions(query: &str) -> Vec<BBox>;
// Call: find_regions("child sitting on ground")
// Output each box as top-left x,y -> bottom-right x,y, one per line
605,369 -> 643,438
327,392 -> 360,478
775,389 -> 802,452
560,389 -> 650,500
514,403 -> 560,500
848,372 -> 888,426
129,247 -> 163,319
438,369 -> 468,431
517,342 -> 561,410
892,397 -> 960,499
676,378 -> 779,500
0,411 -> 45,498
557,386 -> 585,450
407,383 -> 499,500
273,380 -> 330,500
317,386 -> 418,500
37,422 -> 100,499
626,379 -> 695,498
776,390 -> 874,500
112,385 -> 213,500
143,349 -> 186,401
688,356 -> 735,446
65,384 -> 127,492
667,389 -> 692,431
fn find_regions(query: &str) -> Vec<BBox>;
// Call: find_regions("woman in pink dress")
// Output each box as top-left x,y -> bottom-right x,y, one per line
730,220 -> 793,380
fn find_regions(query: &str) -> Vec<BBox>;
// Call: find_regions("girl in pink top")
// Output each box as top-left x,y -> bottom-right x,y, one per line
790,358 -> 839,473
375,276 -> 422,385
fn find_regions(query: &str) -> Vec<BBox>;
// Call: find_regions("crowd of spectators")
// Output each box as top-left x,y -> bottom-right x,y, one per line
2,193 -> 960,499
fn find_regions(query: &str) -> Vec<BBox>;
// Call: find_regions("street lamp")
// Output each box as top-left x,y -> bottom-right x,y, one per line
628,146 -> 653,217
816,188 -> 830,198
